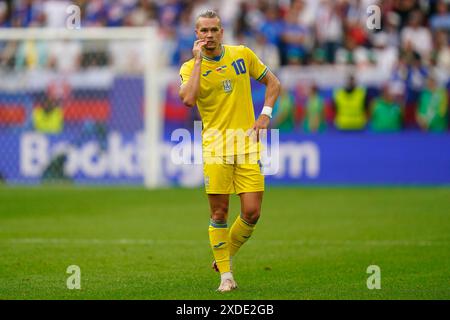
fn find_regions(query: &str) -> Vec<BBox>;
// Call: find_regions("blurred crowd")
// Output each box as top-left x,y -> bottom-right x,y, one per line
268,73 -> 448,134
0,0 -> 449,132
1,0 -> 450,69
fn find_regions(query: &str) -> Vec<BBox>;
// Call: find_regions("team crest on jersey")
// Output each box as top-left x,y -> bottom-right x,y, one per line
222,79 -> 232,93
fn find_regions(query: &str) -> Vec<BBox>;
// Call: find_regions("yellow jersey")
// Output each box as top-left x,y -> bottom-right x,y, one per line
179,45 -> 268,157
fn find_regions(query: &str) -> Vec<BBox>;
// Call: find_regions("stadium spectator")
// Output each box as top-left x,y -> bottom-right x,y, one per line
369,84 -> 403,132
393,0 -> 421,29
48,40 -> 82,73
42,0 -> 71,28
32,96 -> 63,134
280,7 -> 310,65
310,47 -> 327,65
344,0 -> 369,47
106,0 -> 155,69
105,1 -> 128,27
302,84 -> 326,133
252,32 -> 281,71
125,0 -> 158,27
272,87 -> 296,133
172,6 -> 196,66
315,0 -> 344,63
83,0 -> 107,26
14,40 -> 49,70
11,0 -> 43,27
295,0 -> 318,29
416,76 -> 448,132
0,2 -> 11,27
432,29 -> 450,76
108,38 -> 146,73
333,75 -> 368,131
430,0 -> 450,31
258,4 -> 283,48
157,0 -> 183,31
0,41 -> 16,69
392,48 -> 429,126
335,33 -> 372,68
400,10 -> 432,63
233,1 -> 252,41
379,11 -> 402,48
371,32 -> 399,76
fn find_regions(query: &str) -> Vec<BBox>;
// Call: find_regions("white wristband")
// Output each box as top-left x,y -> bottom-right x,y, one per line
261,106 -> 273,119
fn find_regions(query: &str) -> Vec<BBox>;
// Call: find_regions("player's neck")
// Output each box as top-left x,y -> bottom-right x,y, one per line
202,45 -> 224,61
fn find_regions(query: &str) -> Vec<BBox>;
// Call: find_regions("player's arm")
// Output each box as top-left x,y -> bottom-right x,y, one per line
179,39 -> 207,107
259,70 -> 281,114
252,70 -> 281,133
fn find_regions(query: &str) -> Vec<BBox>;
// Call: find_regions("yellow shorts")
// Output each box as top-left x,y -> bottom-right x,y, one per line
203,154 -> 265,194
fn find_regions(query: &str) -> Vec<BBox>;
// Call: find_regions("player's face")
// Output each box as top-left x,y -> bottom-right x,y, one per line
195,17 -> 223,52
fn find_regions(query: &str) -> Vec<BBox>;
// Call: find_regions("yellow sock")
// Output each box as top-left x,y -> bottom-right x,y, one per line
229,215 -> 256,257
208,220 -> 231,274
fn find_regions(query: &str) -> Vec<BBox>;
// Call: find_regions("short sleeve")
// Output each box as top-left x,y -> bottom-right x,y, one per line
179,62 -> 193,86
245,47 -> 268,81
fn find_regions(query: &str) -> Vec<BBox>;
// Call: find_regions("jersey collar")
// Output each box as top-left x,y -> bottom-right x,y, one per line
202,45 -> 225,62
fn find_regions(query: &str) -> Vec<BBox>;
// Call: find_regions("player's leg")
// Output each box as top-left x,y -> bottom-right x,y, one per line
204,159 -> 237,291
229,191 -> 263,257
208,193 -> 230,274
240,191 -> 263,224
230,159 -> 264,257
208,194 -> 237,291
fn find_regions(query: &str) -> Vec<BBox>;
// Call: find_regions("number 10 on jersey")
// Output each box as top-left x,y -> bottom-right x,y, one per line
231,59 -> 247,75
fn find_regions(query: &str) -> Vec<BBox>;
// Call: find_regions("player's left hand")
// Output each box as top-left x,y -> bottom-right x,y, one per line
249,115 -> 270,142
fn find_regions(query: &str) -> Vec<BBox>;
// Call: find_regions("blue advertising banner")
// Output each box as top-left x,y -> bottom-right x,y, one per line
264,132 -> 450,185
0,131 -> 449,186
0,76 -> 449,186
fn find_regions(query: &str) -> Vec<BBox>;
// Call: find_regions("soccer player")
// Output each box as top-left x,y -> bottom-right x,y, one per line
179,10 -> 281,292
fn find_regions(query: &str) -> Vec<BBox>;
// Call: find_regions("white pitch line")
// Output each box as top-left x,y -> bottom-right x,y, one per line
2,238 -> 449,247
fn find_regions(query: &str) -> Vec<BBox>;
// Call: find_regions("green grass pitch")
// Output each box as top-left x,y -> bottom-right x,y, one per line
0,186 -> 449,300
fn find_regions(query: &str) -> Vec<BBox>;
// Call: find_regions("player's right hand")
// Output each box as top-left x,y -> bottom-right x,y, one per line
193,39 -> 207,61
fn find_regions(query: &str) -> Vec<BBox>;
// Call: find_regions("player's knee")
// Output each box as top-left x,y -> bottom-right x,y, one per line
242,207 -> 260,224
211,205 -> 229,223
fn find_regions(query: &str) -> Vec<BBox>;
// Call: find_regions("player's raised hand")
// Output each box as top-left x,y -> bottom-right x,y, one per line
193,39 -> 207,61
248,114 -> 270,142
